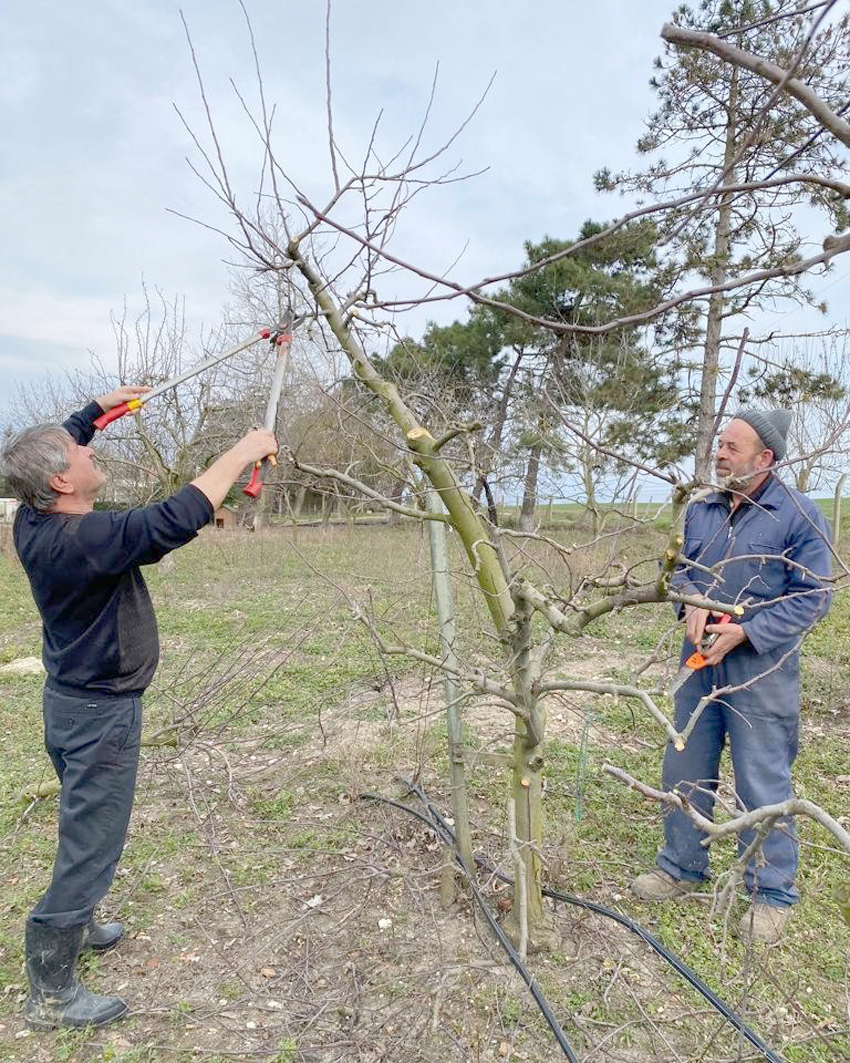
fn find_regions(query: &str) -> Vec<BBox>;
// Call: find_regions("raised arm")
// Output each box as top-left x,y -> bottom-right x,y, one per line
70,428 -> 279,575
63,387 -> 151,446
191,429 -> 278,510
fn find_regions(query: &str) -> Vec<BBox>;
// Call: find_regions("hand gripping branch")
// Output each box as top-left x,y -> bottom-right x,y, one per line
243,312 -> 295,499
92,329 -> 275,430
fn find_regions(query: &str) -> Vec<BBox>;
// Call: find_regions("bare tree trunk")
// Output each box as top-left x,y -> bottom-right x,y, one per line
519,440 -> 542,532
578,439 -> 603,538
694,68 -> 738,481
291,248 -> 556,944
833,473 -> 847,547
252,486 -> 269,531
473,349 -> 524,504
387,477 -> 406,527
501,594 -> 558,951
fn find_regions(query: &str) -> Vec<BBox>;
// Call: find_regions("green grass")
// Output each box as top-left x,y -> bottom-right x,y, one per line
494,494 -> 848,527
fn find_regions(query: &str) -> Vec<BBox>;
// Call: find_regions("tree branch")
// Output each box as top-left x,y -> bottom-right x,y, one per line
537,680 -> 684,749
283,449 -> 446,522
353,605 -> 520,709
604,764 -> 850,853
661,22 -> 850,150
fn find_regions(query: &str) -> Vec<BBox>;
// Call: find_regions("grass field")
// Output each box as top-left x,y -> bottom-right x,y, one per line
0,517 -> 848,1063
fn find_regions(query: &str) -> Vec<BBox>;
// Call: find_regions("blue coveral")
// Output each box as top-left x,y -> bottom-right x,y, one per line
658,476 -> 832,907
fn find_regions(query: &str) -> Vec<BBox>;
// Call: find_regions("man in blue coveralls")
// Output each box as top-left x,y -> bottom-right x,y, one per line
631,410 -> 832,944
2,386 -> 277,1028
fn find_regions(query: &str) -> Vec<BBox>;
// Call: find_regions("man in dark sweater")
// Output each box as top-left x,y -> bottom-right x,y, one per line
2,386 -> 277,1030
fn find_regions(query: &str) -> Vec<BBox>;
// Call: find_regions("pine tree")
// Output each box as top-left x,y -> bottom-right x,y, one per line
597,0 -> 850,477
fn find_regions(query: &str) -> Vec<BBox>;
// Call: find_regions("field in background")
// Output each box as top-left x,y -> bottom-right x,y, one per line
0,517 -> 848,1063
493,495 -> 847,529
254,493 -> 849,538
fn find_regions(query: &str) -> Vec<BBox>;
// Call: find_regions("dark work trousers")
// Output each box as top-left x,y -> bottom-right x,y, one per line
656,647 -> 800,907
29,687 -> 142,930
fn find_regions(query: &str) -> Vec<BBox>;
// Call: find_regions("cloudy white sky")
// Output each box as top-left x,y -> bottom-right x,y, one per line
1,0 -> 848,427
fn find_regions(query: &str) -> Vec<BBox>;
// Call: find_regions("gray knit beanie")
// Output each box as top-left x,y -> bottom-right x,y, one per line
732,409 -> 793,461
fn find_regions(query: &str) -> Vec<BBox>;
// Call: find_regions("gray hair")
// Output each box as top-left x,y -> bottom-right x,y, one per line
1,425 -> 74,512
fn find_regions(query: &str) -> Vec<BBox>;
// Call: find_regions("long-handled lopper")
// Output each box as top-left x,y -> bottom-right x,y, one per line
92,328 -> 278,430
243,311 -> 294,499
667,612 -> 732,697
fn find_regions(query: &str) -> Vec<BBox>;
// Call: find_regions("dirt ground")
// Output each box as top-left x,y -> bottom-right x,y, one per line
3,645 -> 847,1063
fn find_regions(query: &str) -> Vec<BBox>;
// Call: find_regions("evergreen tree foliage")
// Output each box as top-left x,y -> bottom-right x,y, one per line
596,0 -> 850,476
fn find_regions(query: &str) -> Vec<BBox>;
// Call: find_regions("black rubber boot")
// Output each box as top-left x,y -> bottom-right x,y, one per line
81,919 -> 125,953
24,921 -> 128,1030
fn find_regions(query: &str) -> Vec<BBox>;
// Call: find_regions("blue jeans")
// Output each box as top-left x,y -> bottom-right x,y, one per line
29,687 -> 142,930
657,655 -> 800,907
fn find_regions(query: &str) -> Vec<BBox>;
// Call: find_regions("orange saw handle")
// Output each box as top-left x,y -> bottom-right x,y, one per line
683,612 -> 732,671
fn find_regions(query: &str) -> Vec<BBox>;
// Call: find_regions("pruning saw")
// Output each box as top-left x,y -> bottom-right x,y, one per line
667,612 -> 732,697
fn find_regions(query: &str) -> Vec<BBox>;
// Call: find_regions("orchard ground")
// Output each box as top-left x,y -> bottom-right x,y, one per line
0,510 -> 848,1063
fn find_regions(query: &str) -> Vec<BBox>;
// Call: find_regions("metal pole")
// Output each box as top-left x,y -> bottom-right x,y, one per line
426,487 -> 475,879
93,329 -> 276,430
833,473 -> 846,548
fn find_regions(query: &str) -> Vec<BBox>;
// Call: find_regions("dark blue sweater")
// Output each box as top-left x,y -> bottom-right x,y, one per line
13,402 -> 214,697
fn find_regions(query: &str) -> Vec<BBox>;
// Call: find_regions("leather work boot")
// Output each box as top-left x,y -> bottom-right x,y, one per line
631,868 -> 699,902
81,919 -> 125,953
738,902 -> 791,945
24,921 -> 128,1030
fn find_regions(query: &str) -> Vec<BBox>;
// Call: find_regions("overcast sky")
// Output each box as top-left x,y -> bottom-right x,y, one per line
2,0 -> 848,427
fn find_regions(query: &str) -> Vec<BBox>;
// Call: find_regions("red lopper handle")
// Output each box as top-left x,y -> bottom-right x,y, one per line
242,460 -> 267,498
93,402 -> 132,430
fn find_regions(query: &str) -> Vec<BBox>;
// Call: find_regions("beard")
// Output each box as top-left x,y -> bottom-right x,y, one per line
715,460 -> 760,488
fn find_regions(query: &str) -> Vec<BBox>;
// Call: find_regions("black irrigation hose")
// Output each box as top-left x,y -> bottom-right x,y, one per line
362,792 -> 580,1062
362,787 -> 787,1063
539,884 -> 785,1063
412,784 -> 786,1063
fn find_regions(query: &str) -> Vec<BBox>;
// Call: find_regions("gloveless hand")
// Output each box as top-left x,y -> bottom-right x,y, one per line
95,385 -> 151,412
237,429 -> 279,465
700,621 -> 748,666
684,605 -> 710,648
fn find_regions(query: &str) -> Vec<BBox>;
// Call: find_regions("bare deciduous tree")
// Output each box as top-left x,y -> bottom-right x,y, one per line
162,1 -> 850,951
